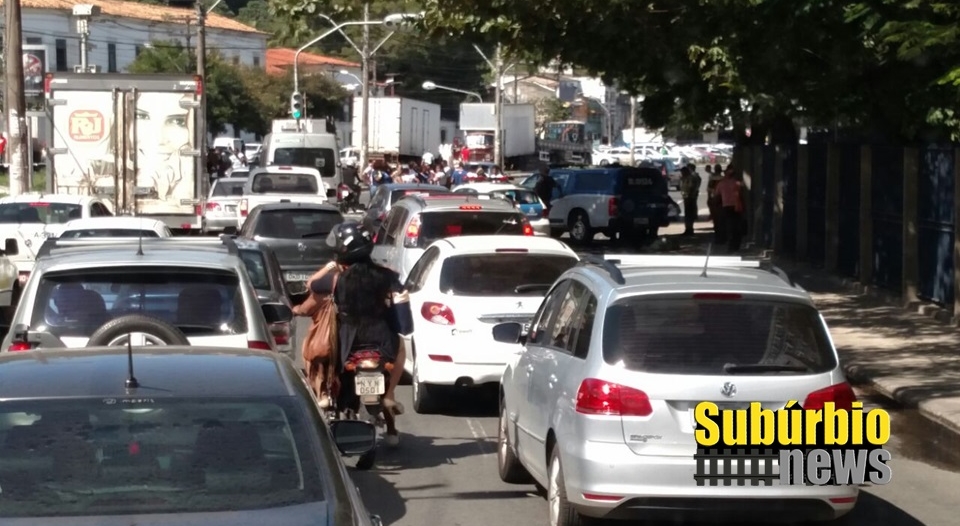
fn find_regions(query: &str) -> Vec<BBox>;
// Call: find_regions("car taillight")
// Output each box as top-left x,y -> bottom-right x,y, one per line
403,215 -> 421,248
542,207 -> 549,218
194,204 -> 202,216
206,202 -> 221,212
421,301 -> 455,325
522,222 -> 534,236
247,340 -> 272,350
240,199 -> 249,217
575,378 -> 652,417
803,382 -> 857,411
608,197 -> 619,217
270,322 -> 291,346
9,342 -> 32,352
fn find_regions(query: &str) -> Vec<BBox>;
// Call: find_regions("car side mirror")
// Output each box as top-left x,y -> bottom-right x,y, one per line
3,238 -> 17,256
330,420 -> 377,455
492,322 -> 525,344
261,302 -> 293,324
222,226 -> 238,236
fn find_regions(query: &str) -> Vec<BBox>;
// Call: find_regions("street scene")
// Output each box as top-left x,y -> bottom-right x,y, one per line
1,0 -> 960,525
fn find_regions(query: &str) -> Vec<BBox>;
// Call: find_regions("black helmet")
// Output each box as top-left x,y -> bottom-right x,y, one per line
326,221 -> 373,264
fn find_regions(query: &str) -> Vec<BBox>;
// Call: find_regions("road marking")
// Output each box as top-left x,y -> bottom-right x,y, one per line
466,418 -> 492,456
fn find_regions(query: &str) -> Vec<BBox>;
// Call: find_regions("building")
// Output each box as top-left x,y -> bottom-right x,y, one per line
1,0 -> 266,74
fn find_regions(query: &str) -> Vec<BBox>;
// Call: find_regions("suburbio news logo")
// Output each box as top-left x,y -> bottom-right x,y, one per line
692,397 -> 893,486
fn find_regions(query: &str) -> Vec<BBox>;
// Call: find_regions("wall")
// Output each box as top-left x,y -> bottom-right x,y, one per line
738,142 -> 960,317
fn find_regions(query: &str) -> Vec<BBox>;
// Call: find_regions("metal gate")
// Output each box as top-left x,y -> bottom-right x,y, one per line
761,146 -> 776,248
837,144 -> 861,278
871,146 -> 904,291
917,146 -> 955,306
806,144 -> 828,266
781,145 -> 797,256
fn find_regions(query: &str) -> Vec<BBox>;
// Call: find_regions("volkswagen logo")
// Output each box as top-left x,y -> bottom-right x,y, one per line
720,382 -> 737,398
297,242 -> 307,252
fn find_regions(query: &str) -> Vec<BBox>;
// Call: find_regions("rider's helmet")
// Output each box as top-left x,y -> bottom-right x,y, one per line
326,220 -> 373,264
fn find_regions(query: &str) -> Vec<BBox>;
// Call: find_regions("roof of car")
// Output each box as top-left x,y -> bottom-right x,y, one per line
0,347 -> 300,399
254,201 -> 341,212
451,183 -> 529,193
382,183 -> 451,192
250,166 -> 322,176
435,235 -> 579,256
35,239 -> 244,271
61,216 -> 168,231
0,193 -> 98,205
215,176 -> 248,183
403,194 -> 519,211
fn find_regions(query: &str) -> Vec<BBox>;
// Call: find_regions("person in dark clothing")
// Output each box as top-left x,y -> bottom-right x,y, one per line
679,166 -> 702,235
533,165 -> 558,208
310,221 -> 412,445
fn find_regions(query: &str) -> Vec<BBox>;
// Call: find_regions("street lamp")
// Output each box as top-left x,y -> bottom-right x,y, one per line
421,81 -> 483,102
339,69 -> 362,85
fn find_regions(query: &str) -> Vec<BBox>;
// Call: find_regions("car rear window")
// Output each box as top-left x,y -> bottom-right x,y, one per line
439,253 -> 578,296
0,397 -> 324,518
31,267 -> 248,338
602,298 -> 837,375
390,189 -> 448,205
0,202 -> 81,224
211,180 -> 246,197
59,229 -> 161,238
418,211 -> 525,247
239,249 -> 269,290
254,209 -> 343,239
488,189 -> 540,205
271,148 -> 336,178
251,172 -> 319,194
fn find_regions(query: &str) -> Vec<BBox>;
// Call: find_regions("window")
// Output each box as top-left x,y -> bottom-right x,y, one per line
377,207 -> 408,246
601,298 -> 838,375
232,56 -> 241,65
527,281 -> 568,345
571,171 -> 617,194
135,45 -> 142,57
55,39 -> 67,72
440,129 -> 447,143
250,172 -> 318,194
571,294 -> 597,358
439,254 -> 577,297
0,202 -> 81,224
25,37 -> 41,45
0,397 -> 324,518
107,43 -> 117,73
211,179 -> 246,197
238,249 -> 269,290
271,148 -> 336,178
417,211 -> 526,248
404,246 -> 441,293
91,203 -> 113,217
31,267 -> 248,338
487,189 -> 540,205
59,229 -> 161,238
547,281 -> 590,350
252,56 -> 260,67
253,209 -> 343,239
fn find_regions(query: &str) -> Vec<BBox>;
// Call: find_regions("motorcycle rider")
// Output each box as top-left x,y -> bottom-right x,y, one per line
311,221 -> 412,446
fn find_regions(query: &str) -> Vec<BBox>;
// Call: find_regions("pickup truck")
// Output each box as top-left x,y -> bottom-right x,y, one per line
235,166 -> 333,230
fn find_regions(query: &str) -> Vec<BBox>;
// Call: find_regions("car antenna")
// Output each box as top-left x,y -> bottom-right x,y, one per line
125,337 -> 139,389
136,217 -> 144,256
700,242 -> 712,278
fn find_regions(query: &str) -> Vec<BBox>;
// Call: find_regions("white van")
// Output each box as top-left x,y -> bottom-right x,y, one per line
213,137 -> 243,152
261,131 -> 341,191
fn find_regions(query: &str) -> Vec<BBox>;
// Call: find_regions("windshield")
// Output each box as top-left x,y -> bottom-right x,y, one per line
0,397 -> 324,518
272,148 -> 336,178
602,298 -> 837,375
59,229 -> 161,239
254,209 -> 343,239
239,249 -> 270,290
30,267 -> 248,338
0,202 -> 81,224
465,135 -> 493,148
251,172 -> 319,195
419,211 -> 525,247
439,254 -> 577,296
211,180 -> 246,197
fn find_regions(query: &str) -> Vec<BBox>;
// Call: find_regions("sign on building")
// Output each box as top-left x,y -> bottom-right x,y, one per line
23,44 -> 50,95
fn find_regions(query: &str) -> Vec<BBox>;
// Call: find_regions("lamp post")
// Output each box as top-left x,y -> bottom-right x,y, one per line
421,81 -> 483,102
339,69 -> 362,85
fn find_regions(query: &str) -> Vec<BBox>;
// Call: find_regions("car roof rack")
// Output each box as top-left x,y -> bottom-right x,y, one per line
577,253 -> 796,287
36,234 -> 239,259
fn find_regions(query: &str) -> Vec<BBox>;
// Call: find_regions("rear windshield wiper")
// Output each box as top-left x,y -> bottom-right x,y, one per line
301,231 -> 329,238
723,363 -> 809,374
514,283 -> 552,294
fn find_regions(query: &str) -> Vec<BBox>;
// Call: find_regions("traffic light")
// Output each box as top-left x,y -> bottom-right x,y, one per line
290,92 -> 303,119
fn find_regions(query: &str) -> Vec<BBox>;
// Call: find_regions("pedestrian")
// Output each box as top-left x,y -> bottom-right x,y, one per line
450,161 -> 468,187
363,160 -> 378,198
679,165 -> 702,236
707,164 -> 725,243
293,261 -> 340,409
715,168 -> 744,252
534,165 -> 558,209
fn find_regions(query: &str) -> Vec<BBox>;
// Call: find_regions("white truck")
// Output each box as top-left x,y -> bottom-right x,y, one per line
351,97 -> 441,163
459,103 -> 537,167
259,119 -> 341,191
44,73 -> 205,234
234,166 -> 332,230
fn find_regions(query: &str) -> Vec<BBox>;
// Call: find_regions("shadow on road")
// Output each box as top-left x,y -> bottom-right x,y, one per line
348,466 -> 407,526
372,433 -> 495,471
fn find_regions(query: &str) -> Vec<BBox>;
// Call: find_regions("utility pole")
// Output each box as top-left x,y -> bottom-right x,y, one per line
4,0 -> 29,195
359,2 -> 371,169
196,1 -> 207,192
493,44 -> 503,169
629,96 -> 637,166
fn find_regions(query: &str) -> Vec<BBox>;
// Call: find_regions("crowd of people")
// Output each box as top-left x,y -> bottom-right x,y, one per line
353,156 -> 509,197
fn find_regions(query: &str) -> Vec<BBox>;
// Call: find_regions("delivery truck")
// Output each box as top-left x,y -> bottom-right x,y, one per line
44,73 -> 205,233
351,97 -> 441,163
459,103 -> 537,168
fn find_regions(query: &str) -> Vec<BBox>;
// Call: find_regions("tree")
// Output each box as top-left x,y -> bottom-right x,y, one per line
239,67 -> 349,135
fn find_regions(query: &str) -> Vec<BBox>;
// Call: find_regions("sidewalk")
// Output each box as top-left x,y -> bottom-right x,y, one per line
660,218 -> 960,439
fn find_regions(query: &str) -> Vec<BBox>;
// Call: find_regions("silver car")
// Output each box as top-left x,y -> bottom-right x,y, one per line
451,183 -> 551,236
493,254 -> 858,525
203,176 -> 248,234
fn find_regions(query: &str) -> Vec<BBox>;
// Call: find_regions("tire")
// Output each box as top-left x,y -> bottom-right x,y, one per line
548,444 -> 591,526
598,159 -> 609,166
86,315 -> 190,347
567,210 -> 593,244
411,353 -> 438,414
498,399 -> 531,483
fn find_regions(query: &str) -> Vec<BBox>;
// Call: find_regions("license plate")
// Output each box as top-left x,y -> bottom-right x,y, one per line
634,217 -> 650,225
285,272 -> 310,282
355,373 -> 385,396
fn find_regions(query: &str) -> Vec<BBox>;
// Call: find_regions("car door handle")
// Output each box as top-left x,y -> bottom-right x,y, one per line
524,364 -> 534,374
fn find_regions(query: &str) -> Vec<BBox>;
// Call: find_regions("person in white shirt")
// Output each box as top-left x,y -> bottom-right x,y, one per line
422,151 -> 435,165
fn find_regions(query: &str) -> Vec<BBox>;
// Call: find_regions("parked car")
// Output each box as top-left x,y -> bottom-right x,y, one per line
58,217 -> 172,238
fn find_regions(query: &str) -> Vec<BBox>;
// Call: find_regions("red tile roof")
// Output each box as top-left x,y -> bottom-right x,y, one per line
8,0 -> 262,34
266,48 -> 359,76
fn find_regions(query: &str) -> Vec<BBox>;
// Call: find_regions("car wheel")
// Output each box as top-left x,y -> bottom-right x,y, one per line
598,159 -> 609,166
498,398 -> 531,483
411,352 -> 438,414
567,211 -> 593,244
548,444 -> 591,526
86,314 -> 191,347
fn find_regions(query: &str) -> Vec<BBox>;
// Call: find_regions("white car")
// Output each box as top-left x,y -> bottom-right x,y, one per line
402,235 -> 580,413
58,217 -> 172,238
203,176 -> 248,234
0,193 -> 114,285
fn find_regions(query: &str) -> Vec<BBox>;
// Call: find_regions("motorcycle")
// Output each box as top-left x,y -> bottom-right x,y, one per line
337,183 -> 362,213
332,347 -> 393,470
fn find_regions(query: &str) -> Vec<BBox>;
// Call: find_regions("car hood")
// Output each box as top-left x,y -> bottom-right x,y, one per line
1,501 -> 336,526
